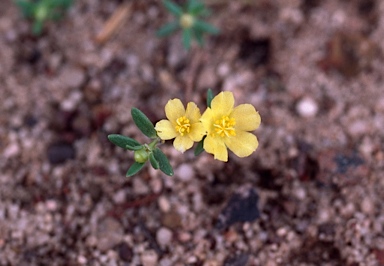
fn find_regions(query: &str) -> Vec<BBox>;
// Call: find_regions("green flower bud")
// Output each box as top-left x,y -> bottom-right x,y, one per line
134,149 -> 149,163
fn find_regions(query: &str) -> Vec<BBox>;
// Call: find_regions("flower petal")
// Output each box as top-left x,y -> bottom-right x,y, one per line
165,99 -> 185,123
203,135 -> 228,162
185,102 -> 201,123
173,135 -> 194,153
211,91 -> 234,118
189,122 -> 206,142
231,104 -> 261,131
200,108 -> 214,134
224,131 -> 258,158
155,120 -> 177,140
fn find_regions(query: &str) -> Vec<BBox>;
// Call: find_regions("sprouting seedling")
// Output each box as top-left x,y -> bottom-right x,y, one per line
157,0 -> 219,50
15,0 -> 73,35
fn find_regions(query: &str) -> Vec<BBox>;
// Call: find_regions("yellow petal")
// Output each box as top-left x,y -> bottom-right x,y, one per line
173,135 -> 194,153
155,120 -> 177,140
200,108 -> 214,134
211,91 -> 234,118
165,99 -> 185,123
203,135 -> 228,162
231,104 -> 261,131
224,131 -> 258,158
189,122 -> 206,142
185,102 -> 201,123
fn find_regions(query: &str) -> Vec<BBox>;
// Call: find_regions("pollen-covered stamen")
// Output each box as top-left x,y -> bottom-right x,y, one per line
213,116 -> 236,137
175,116 -> 191,136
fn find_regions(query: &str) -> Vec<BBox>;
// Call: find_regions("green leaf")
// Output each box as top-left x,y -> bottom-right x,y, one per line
207,89 -> 214,108
108,134 -> 143,150
32,20 -> 44,35
15,0 -> 35,17
157,21 -> 179,37
182,28 -> 192,50
126,162 -> 145,177
149,152 -> 160,169
153,148 -> 173,176
194,20 -> 219,34
163,0 -> 183,17
187,0 -> 205,16
193,28 -> 204,46
194,136 -> 205,156
131,108 -> 157,138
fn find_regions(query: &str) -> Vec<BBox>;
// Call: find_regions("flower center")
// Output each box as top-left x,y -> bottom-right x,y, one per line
175,116 -> 190,136
213,116 -> 236,137
180,14 -> 194,29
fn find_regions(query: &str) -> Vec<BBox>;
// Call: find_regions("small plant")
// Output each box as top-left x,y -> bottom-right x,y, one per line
15,0 -> 73,35
157,0 -> 219,50
108,90 -> 261,177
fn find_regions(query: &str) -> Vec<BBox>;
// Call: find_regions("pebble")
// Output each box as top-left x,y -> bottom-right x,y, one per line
197,65 -> 218,89
47,141 -> 76,165
45,200 -> 58,212
96,218 -> 124,252
141,250 -> 158,266
361,197 -> 374,215
59,66 -> 86,89
113,189 -> 126,204
175,163 -> 195,182
3,142 -> 20,158
77,255 -> 87,265
156,227 -> 173,247
61,90 -> 83,111
161,211 -> 182,229
158,196 -> 171,213
116,242 -> 133,262
133,178 -> 150,195
296,97 -> 318,117
217,63 -> 230,77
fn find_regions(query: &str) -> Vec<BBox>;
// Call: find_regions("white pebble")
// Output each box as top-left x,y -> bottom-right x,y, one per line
296,97 -> 318,117
175,164 -> 195,182
156,227 -> 173,246
3,142 -> 20,158
158,196 -> 171,212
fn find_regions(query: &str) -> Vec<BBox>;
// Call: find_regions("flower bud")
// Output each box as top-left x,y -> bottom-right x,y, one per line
134,149 -> 149,163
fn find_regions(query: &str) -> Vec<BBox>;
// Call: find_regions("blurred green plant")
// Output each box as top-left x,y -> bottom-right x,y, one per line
157,0 -> 219,50
15,0 -> 73,35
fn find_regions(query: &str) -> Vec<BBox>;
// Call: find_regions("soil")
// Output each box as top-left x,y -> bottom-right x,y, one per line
1,0 -> 384,265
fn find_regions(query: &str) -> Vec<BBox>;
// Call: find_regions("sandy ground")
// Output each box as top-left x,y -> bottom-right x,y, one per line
1,0 -> 384,265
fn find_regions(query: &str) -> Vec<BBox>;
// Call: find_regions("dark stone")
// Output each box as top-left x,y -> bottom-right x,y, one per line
24,115 -> 38,128
239,37 -> 271,67
224,253 -> 249,266
317,149 -> 368,187
47,141 -> 75,165
334,153 -> 364,174
216,188 -> 260,230
116,242 -> 133,262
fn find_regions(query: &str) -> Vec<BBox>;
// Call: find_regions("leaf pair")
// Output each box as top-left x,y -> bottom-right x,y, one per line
108,108 -> 174,177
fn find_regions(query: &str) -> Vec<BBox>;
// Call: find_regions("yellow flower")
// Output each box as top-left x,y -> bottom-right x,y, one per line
155,99 -> 206,153
200,91 -> 261,162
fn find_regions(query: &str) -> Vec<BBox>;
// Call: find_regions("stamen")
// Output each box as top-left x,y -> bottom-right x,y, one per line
213,116 -> 236,137
175,116 -> 190,136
